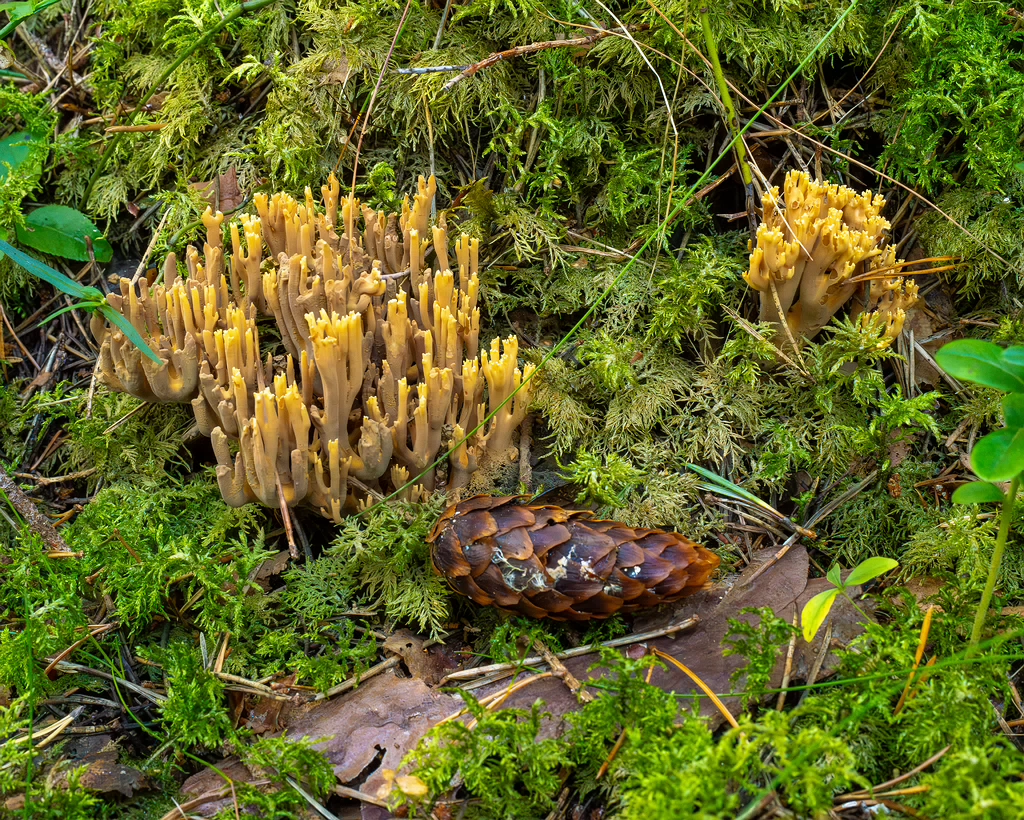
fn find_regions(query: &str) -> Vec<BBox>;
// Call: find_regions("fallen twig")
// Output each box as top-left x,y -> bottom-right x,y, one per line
442,25 -> 649,91
532,638 -> 594,703
55,660 -> 168,704
442,617 -> 699,685
316,656 -> 400,700
0,466 -> 74,552
14,467 -> 97,487
837,745 -> 950,801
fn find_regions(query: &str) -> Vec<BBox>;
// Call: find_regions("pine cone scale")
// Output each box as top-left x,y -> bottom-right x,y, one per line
453,511 -> 499,544
494,528 -> 535,560
527,524 -> 573,557
491,504 -> 538,532
429,496 -> 720,621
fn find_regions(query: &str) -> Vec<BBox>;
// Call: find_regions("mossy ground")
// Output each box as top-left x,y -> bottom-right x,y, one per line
2,0 -> 1024,817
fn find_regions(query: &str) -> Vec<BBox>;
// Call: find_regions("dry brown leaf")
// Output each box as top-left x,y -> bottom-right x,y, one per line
190,167 -> 244,214
384,629 -> 459,684
319,57 -> 352,86
180,672 -> 460,816
253,550 -> 291,588
904,308 -> 942,388
52,736 -> 148,798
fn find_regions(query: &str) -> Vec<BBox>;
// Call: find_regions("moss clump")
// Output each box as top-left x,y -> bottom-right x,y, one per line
310,497 -> 452,638
401,600 -> 1024,819
159,640 -> 236,749
400,692 -> 566,820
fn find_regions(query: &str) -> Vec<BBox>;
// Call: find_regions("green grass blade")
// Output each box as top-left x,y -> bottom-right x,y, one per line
685,463 -> 769,507
97,304 -> 162,365
0,238 -> 162,364
0,238 -> 102,301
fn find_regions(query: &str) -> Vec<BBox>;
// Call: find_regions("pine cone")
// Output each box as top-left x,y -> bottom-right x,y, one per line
428,496 -> 720,621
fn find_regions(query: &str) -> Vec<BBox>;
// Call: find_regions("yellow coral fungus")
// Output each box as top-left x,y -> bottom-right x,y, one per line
745,170 -> 918,349
93,175 -> 533,521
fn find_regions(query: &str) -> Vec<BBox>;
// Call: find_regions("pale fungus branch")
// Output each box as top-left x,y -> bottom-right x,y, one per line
92,175 -> 533,519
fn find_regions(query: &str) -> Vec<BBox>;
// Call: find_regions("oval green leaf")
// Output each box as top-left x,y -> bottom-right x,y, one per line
971,427 -> 1024,482
0,130 -> 39,183
1005,393 -> 1024,431
999,346 -> 1024,367
952,481 -> 1006,505
15,205 -> 113,263
845,556 -> 899,587
802,588 -> 839,642
935,339 -> 1024,393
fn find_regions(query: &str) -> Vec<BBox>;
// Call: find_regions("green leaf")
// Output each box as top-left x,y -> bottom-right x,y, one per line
0,238 -> 161,365
971,427 -> 1024,482
935,339 -> 1024,393
952,481 -> 1006,505
0,0 -> 63,38
0,130 -> 38,182
1005,393 -> 1024,430
686,463 -> 774,511
0,3 -> 35,19
15,205 -> 113,263
801,588 -> 839,642
845,557 -> 899,587
42,301 -> 101,325
826,565 -> 842,588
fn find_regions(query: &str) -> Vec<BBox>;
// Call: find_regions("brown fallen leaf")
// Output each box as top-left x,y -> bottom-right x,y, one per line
384,629 -> 459,684
904,308 -> 942,389
190,167 -> 244,214
180,672 -> 461,816
253,550 -> 291,588
52,736 -> 148,798
319,57 -> 352,86
178,759 -> 266,818
234,673 -> 294,733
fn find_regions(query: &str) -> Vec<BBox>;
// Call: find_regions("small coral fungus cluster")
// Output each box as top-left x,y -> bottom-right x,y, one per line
91,176 -> 534,521
745,170 -> 918,349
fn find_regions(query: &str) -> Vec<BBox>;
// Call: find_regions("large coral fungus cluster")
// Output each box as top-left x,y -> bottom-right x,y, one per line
91,176 -> 534,521
745,170 -> 919,349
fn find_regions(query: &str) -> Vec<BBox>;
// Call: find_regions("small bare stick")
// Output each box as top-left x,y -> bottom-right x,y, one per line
532,638 -> 593,703
0,467 -> 73,553
443,25 -> 650,91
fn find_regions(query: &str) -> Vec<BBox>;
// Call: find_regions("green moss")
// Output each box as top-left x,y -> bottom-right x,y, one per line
215,735 -> 336,819
400,692 -> 565,820
312,497 -> 452,638
403,599 -> 1024,818
0,530 -> 90,698
159,641 -> 235,749
64,476 -> 268,638
880,0 -> 1024,195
